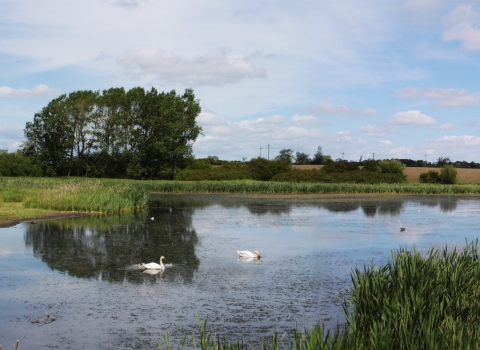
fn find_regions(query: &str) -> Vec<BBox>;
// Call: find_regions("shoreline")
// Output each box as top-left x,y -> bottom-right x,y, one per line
3,191 -> 475,228
0,212 -> 89,228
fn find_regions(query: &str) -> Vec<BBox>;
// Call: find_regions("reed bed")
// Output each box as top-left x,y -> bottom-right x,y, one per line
2,177 -> 480,214
161,242 -> 480,350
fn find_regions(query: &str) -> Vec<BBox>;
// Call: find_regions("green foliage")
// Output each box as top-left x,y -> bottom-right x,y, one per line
378,159 -> 406,174
347,241 -> 480,349
272,169 -> 406,184
23,87 -> 202,179
322,161 -> 359,173
361,159 -> 380,172
419,170 -> 441,183
248,157 -> 292,181
420,166 -> 458,184
437,157 -> 452,167
311,146 -> 324,165
275,149 -> 294,163
440,165 -> 458,184
0,150 -> 42,177
294,152 -> 311,165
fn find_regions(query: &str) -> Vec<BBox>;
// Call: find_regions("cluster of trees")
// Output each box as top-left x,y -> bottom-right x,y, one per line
398,157 -> 480,169
22,87 -> 202,179
275,146 -> 331,165
0,150 -> 42,176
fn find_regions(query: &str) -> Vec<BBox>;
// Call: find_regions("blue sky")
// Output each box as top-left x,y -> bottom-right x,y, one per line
2,0 -> 480,162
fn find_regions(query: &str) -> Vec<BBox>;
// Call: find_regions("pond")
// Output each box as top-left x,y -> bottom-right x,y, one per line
1,194 -> 479,349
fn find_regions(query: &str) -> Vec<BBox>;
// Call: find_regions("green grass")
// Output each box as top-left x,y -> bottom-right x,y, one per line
162,241 -> 480,350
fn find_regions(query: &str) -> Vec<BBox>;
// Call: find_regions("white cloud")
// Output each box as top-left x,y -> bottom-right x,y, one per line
117,47 -> 266,86
388,110 -> 436,125
387,147 -> 415,157
307,103 -> 377,117
443,4 -> 480,51
378,140 -> 393,147
0,84 -> 59,99
430,135 -> 480,147
438,123 -> 454,130
359,124 -> 389,137
396,87 -> 480,107
405,0 -> 442,12
291,114 -> 325,126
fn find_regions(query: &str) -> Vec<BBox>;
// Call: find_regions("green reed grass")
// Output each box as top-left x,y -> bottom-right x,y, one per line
2,177 -> 480,215
158,241 -> 480,350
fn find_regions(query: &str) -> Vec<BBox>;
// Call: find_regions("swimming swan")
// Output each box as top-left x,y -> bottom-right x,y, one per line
237,250 -> 261,258
142,256 -> 166,270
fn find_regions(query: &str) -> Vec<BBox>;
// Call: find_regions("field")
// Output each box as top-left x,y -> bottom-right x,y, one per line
292,165 -> 480,183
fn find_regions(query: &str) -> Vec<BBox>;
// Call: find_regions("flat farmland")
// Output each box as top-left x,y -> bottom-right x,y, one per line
292,165 -> 480,183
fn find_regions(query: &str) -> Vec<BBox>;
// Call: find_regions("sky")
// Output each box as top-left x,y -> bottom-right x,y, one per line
2,0 -> 480,163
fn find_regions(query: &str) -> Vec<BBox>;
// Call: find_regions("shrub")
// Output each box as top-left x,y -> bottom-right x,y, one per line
419,166 -> 458,184
247,157 -> 291,181
322,161 -> 359,173
378,159 -> 406,174
271,169 -> 406,183
439,165 -> 458,184
419,170 -> 441,183
362,159 -> 380,172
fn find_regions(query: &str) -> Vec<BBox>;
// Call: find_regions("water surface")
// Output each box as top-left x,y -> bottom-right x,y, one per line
1,194 -> 479,349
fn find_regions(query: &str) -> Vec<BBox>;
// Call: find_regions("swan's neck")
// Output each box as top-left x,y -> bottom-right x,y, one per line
159,257 -> 165,267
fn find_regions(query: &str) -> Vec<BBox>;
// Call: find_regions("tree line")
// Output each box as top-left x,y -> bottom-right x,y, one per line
21,87 -> 202,179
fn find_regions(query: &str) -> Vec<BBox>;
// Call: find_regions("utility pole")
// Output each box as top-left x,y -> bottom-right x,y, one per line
268,144 -> 270,160
425,154 -> 427,167
260,147 -> 262,158
342,152 -> 344,160
372,153 -> 375,160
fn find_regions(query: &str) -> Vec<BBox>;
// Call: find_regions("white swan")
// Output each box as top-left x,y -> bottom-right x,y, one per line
142,256 -> 166,270
237,250 -> 261,258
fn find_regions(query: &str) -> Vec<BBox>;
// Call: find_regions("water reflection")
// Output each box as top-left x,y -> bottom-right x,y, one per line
23,194 -> 471,284
24,204 -> 200,284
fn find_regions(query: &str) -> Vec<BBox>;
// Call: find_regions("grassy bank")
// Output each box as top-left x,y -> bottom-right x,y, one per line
165,241 -> 480,350
2,177 -> 480,224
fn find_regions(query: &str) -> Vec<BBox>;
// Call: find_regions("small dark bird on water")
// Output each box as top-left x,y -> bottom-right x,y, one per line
30,221 -> 36,224
398,220 -> 406,232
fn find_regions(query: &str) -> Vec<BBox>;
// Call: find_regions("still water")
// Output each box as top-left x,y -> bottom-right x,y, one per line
1,194 -> 480,349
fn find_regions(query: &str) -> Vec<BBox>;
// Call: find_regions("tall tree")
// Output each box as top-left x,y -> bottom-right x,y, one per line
24,94 -> 72,176
312,146 -> 324,165
275,149 -> 294,163
295,152 -> 311,165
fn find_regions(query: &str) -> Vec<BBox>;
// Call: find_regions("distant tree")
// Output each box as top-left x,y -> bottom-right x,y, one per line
419,171 -> 441,183
439,165 -> 458,184
362,159 -> 380,172
311,146 -> 324,165
437,157 -> 451,167
275,149 -> 294,163
0,150 -> 42,177
378,159 -> 406,174
295,152 -> 311,165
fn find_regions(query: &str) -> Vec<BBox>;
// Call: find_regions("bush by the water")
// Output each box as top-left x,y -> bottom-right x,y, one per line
420,165 -> 458,184
271,169 -> 406,183
175,158 -> 291,181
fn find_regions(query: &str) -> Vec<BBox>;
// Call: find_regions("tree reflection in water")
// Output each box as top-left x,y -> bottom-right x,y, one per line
24,202 -> 200,284
24,194 -> 464,284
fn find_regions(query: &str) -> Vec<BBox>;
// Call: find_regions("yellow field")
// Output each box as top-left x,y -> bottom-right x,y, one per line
291,165 -> 480,183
